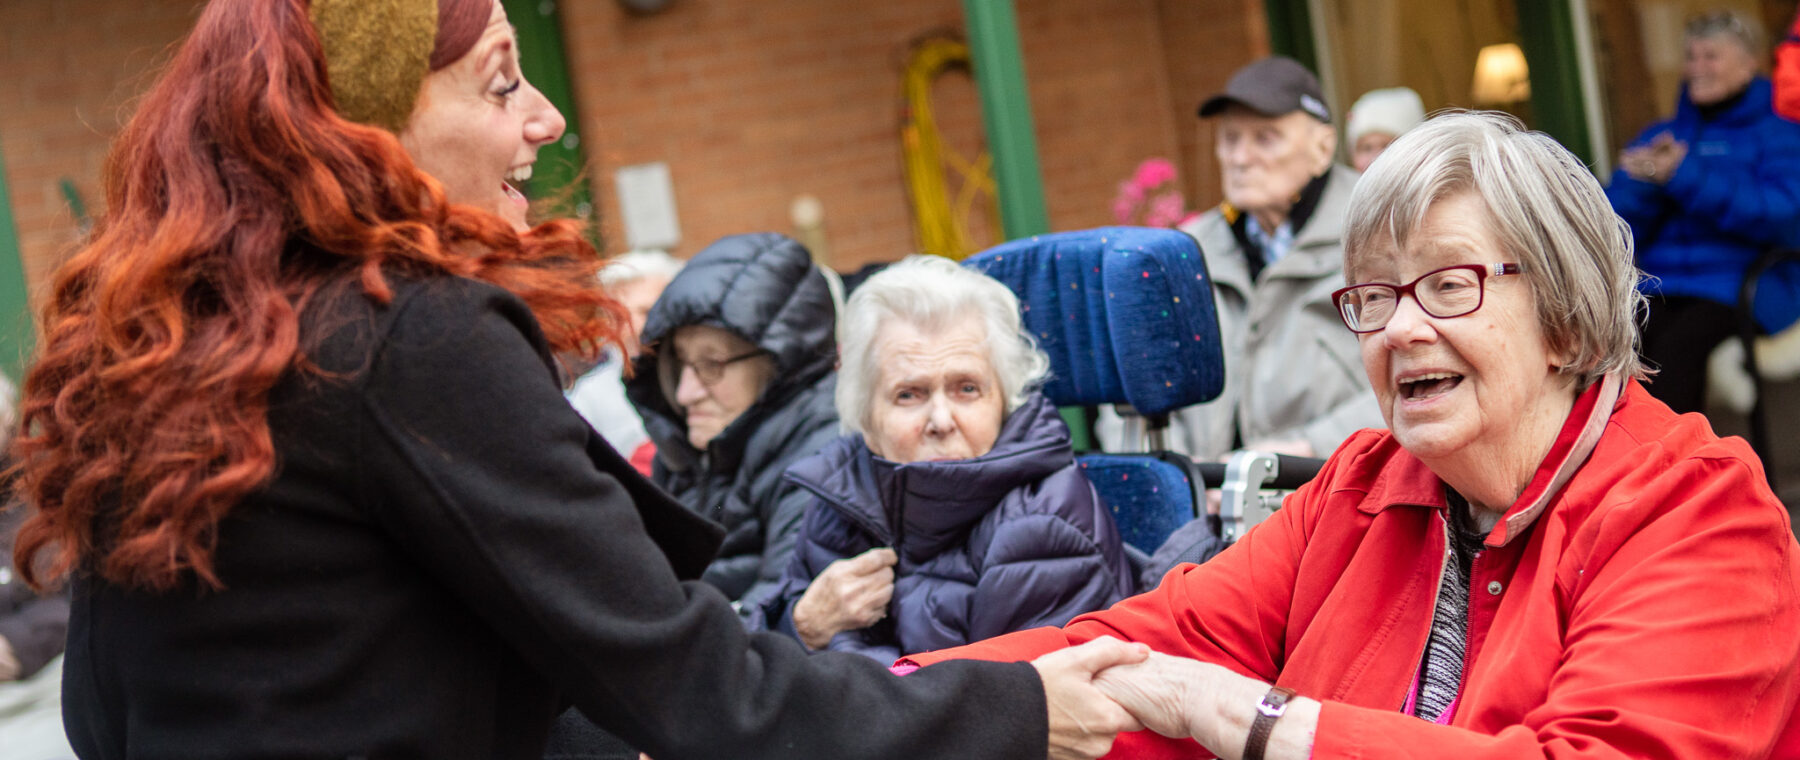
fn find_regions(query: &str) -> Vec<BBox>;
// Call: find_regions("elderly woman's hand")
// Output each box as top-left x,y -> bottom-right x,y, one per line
1620,133 -> 1688,185
1091,651 -> 1204,739
1033,637 -> 1149,760
792,547 -> 897,649
1096,652 -> 1321,760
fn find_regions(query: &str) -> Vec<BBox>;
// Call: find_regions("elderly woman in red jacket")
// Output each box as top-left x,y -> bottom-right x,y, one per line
904,111 -> 1800,759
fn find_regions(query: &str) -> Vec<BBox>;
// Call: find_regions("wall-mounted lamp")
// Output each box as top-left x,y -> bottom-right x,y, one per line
1470,43 -> 1531,105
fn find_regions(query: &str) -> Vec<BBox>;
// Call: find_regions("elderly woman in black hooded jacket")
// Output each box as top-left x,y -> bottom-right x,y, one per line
762,255 -> 1138,662
625,233 -> 842,629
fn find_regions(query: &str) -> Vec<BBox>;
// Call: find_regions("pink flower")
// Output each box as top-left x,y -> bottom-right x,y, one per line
1113,180 -> 1145,224
1132,158 -> 1178,190
1145,191 -> 1187,228
1113,157 -> 1192,227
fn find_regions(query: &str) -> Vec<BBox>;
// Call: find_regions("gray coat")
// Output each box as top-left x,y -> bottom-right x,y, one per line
626,234 -> 841,629
0,488 -> 69,680
1102,164 -> 1382,460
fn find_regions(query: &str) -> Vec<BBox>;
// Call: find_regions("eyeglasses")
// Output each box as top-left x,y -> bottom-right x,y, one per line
1331,263 -> 1522,334
671,348 -> 768,385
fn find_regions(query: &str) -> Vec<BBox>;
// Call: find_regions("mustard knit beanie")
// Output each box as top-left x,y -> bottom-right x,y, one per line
309,0 -> 439,132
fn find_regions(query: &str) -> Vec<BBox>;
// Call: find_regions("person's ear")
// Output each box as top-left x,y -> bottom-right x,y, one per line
1314,123 -> 1339,173
1548,334 -> 1582,376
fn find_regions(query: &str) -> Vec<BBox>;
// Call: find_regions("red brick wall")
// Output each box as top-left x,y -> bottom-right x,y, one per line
0,0 -> 200,305
560,0 -> 1266,271
1156,0 -> 1273,210
0,0 -> 1266,292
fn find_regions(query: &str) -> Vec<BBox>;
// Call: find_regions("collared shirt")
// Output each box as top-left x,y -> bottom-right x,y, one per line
1245,215 -> 1296,266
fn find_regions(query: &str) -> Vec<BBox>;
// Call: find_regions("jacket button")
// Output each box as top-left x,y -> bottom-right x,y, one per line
1486,581 -> 1503,595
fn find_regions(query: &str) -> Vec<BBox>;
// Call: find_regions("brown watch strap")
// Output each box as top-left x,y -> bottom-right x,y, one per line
1243,685 -> 1298,760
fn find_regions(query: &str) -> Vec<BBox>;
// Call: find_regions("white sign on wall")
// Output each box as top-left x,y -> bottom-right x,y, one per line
614,162 -> 681,252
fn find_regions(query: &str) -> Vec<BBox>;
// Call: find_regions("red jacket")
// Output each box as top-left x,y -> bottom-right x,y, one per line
906,379 -> 1800,758
1779,10 -> 1800,122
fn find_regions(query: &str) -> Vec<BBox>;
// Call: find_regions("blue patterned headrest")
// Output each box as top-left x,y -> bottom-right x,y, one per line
964,227 -> 1224,416
1078,453 -> 1199,554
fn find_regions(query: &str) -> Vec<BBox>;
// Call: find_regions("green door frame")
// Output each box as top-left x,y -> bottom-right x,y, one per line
1517,0 -> 1595,165
1263,0 -> 1320,73
1264,0 -> 1600,167
502,0 -> 593,221
0,133 -> 34,383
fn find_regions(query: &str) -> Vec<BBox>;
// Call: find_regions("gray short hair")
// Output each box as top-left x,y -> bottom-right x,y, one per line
1344,111 -> 1646,386
836,255 -> 1051,435
599,250 -> 685,289
1685,10 -> 1766,57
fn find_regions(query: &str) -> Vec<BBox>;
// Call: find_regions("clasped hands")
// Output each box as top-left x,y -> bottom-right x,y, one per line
1034,638 -> 1308,760
1619,132 -> 1687,185
796,553 -> 1305,759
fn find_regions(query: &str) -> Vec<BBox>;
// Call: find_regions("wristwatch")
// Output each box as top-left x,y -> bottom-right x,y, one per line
1243,685 -> 1298,760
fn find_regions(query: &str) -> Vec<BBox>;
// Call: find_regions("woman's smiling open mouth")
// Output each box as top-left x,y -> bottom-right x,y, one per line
1400,371 -> 1463,401
503,165 -> 532,205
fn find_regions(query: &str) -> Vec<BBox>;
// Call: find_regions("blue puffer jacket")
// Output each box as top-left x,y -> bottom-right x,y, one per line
1605,77 -> 1800,333
764,393 -> 1137,663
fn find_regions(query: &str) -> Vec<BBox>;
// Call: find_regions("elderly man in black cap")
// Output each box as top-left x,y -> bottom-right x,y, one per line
1103,56 -> 1380,468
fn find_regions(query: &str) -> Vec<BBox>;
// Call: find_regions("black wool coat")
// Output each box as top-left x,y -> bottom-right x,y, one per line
60,274 -> 1045,760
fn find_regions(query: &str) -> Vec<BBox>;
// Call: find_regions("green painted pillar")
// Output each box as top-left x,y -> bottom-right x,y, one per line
503,0 -> 593,221
1517,0 -> 1595,165
0,133 -> 34,384
963,1 -> 1092,449
961,0 -> 1050,240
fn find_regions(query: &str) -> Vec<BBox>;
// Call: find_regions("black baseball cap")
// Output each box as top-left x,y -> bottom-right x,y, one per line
1197,56 -> 1332,123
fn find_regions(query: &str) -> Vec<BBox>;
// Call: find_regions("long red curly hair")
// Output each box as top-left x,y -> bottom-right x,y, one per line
10,0 -> 625,592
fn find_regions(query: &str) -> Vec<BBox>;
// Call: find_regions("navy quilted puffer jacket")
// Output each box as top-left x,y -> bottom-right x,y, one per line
764,393 -> 1137,662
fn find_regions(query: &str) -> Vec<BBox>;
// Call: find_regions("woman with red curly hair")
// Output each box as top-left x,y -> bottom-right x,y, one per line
8,1 -> 1149,758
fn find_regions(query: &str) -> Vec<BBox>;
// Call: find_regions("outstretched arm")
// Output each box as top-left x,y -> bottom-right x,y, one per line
1097,652 -> 1319,760
358,284 -> 1052,760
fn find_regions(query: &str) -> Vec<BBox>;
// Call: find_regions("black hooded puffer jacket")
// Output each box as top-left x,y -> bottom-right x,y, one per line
625,233 -> 840,629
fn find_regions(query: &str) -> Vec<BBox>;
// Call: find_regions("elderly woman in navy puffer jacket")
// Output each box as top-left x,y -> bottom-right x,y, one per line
762,256 -> 1137,663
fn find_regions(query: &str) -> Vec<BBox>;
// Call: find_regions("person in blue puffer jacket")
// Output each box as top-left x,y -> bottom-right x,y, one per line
762,255 -> 1138,663
1606,9 -> 1800,414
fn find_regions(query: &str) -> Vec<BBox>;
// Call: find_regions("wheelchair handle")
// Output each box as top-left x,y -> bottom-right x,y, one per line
1269,454 -> 1324,490
1194,455 -> 1323,491
1217,451 -> 1328,543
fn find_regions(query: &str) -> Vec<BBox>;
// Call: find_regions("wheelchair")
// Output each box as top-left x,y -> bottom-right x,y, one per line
963,227 -> 1327,566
